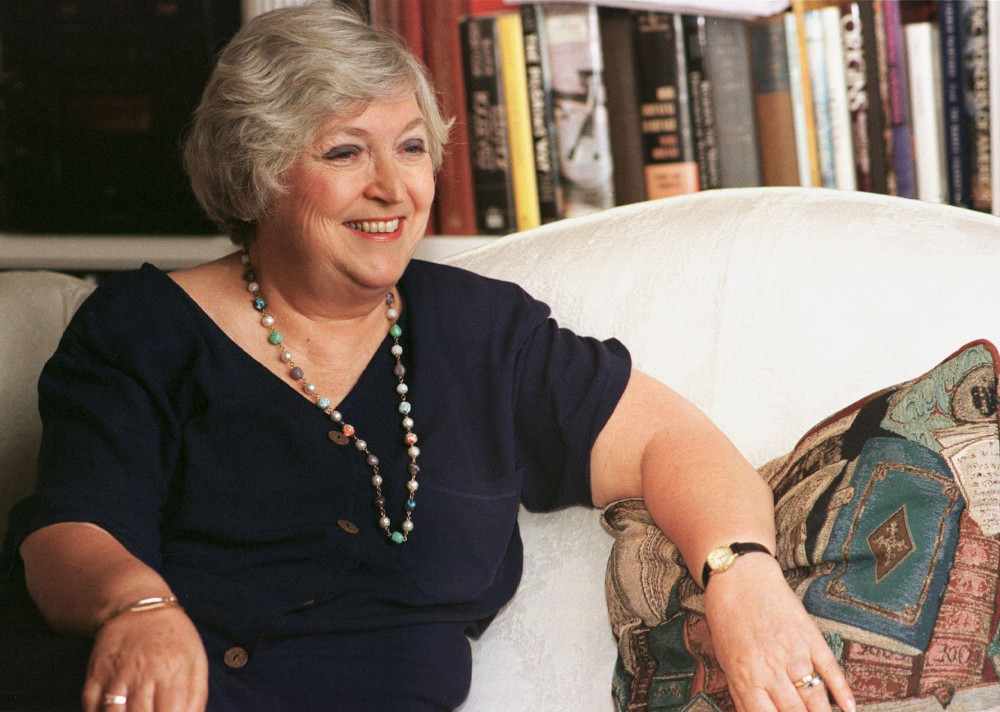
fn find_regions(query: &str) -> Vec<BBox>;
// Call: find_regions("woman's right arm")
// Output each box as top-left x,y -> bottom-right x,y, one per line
21,522 -> 208,712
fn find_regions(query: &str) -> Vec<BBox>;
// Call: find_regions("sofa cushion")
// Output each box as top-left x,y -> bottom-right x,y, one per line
604,340 -> 1000,712
0,271 -> 95,541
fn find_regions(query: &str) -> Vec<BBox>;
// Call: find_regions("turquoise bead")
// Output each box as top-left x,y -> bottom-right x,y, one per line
398,401 -> 411,415
389,324 -> 402,338
268,331 -> 282,345
405,498 -> 416,511
254,296 -> 266,310
316,397 -> 331,410
390,531 -> 405,544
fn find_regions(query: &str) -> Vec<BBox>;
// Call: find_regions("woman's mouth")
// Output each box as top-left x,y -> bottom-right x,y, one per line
345,218 -> 400,234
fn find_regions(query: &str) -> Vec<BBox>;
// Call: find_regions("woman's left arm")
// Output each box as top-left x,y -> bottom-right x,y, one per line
590,369 -> 856,712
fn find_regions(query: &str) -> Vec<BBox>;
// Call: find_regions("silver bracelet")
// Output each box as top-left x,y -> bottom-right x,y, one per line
98,595 -> 182,630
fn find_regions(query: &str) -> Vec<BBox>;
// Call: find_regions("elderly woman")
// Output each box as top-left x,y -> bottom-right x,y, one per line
1,4 -> 855,712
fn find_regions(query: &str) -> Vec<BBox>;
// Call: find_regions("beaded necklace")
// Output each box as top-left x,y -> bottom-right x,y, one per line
240,250 -> 419,544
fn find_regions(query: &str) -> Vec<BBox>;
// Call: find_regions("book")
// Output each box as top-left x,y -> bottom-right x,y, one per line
599,7 -> 648,204
748,13 -> 800,186
704,15 -> 762,188
904,21 -> 947,203
938,0 -> 970,207
881,0 -> 916,199
804,8 -> 836,188
420,0 -> 478,235
519,3 -> 563,222
820,5 -> 855,190
460,14 -> 517,234
790,1 -> 822,186
681,15 -> 721,191
960,0 -> 991,213
542,2 -> 616,217
497,11 -> 542,231
631,11 -> 699,198
846,1 -> 889,194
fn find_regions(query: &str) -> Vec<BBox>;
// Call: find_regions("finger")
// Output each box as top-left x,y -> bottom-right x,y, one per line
792,671 -> 832,712
814,655 -> 855,712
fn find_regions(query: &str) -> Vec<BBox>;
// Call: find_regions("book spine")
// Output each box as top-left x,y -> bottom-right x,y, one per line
631,11 -> 699,199
785,11 -> 814,186
704,15 -> 761,188
882,0 -> 916,198
791,0 -> 822,186
542,3 -> 615,217
748,14 -> 800,186
904,21 -> 948,203
599,7 -> 647,205
850,1 -> 889,194
939,0 -> 970,207
681,15 -> 721,191
497,12 -> 542,232
519,3 -> 563,223
460,15 -> 517,234
420,0 -> 478,235
820,5 -> 856,190
804,9 -> 836,188
960,0 -> 991,212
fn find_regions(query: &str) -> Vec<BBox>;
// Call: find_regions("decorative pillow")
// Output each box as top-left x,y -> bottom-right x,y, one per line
603,340 -> 1000,712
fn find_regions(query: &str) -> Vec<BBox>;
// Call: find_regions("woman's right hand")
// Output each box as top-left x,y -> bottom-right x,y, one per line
81,606 -> 208,712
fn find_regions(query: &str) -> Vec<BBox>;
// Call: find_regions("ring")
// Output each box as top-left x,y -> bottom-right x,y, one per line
102,693 -> 128,707
793,672 -> 823,689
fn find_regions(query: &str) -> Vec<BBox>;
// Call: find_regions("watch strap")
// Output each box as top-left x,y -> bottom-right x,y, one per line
702,542 -> 772,588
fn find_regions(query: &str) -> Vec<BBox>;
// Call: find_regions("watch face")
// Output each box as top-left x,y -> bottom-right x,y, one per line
707,545 -> 737,573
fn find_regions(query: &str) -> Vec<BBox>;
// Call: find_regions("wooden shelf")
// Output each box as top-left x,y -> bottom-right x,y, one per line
0,234 -> 497,272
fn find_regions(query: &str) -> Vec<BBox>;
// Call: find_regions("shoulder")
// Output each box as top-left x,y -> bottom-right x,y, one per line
402,259 -> 551,326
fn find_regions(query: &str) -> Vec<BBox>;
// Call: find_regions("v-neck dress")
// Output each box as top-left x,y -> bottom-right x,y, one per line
1,259 -> 631,711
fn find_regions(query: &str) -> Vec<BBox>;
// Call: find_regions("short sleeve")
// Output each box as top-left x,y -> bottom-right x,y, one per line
510,293 -> 632,512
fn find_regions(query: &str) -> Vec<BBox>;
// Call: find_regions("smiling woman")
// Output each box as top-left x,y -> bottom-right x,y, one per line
1,3 -> 855,712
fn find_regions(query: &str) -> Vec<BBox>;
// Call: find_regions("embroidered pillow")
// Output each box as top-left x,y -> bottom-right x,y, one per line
604,340 -> 1000,712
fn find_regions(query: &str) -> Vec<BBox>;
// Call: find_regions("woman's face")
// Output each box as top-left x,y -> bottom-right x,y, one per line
256,95 -> 435,296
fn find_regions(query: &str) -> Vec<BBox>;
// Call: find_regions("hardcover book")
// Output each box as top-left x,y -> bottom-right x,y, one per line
631,11 -> 699,199
960,0 -> 991,212
681,15 -> 721,191
748,13 -> 801,186
542,2 -> 615,217
850,1 -> 890,194
938,0 -> 970,207
460,14 -> 517,234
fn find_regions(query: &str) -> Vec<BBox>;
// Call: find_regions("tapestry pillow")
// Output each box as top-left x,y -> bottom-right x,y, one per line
603,340 -> 1000,712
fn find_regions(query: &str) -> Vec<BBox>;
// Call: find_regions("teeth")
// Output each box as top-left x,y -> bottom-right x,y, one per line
347,219 -> 399,233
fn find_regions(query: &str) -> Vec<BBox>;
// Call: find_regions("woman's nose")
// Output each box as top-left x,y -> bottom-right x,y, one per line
364,154 -> 406,203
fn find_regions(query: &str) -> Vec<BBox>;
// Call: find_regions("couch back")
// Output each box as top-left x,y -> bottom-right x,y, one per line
446,186 -> 1000,710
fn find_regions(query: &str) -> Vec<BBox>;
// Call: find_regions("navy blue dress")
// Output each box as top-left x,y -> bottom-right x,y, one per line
1,259 -> 631,711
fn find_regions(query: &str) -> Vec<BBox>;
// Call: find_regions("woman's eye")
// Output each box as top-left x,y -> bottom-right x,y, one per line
400,139 -> 427,155
324,145 -> 362,161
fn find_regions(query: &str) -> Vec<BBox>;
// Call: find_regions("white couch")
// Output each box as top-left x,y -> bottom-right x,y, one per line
3,187 -> 1000,711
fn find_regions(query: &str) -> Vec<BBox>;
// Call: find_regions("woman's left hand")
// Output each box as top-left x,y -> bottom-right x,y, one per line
703,553 -> 856,712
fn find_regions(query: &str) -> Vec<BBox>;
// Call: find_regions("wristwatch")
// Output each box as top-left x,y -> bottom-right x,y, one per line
702,542 -> 772,588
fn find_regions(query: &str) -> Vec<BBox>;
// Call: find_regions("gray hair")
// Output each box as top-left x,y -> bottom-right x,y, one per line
183,1 -> 451,245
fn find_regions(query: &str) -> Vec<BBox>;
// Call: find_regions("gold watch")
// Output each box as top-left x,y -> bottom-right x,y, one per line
702,542 -> 772,588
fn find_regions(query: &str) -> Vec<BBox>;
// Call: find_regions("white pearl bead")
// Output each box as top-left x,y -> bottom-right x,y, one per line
355,439 -> 367,451
396,383 -> 408,395
402,417 -> 414,429
391,344 -> 403,356
304,382 -> 317,395
280,350 -> 293,362
407,480 -> 419,492
331,410 -> 343,422
401,520 -> 414,533
379,516 -> 391,529
241,253 -> 251,265
262,315 -> 274,327
407,446 -> 420,459
371,474 -> 383,487
247,281 -> 259,293
386,307 -> 399,320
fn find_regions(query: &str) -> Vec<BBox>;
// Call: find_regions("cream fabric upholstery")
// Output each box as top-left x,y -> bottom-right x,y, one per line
2,187 -> 999,710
